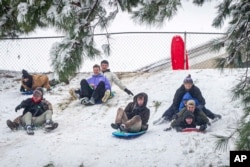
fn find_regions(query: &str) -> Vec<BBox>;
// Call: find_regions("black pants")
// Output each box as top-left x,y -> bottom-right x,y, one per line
80,79 -> 106,102
162,104 -> 216,120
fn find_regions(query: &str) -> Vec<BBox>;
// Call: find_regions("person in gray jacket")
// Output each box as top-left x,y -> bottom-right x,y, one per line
100,60 -> 134,96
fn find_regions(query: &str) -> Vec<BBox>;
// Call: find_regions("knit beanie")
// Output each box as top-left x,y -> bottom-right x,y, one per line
33,89 -> 43,97
183,74 -> 193,84
22,69 -> 31,79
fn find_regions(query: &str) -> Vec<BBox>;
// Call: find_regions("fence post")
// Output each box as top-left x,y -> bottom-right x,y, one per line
184,31 -> 187,69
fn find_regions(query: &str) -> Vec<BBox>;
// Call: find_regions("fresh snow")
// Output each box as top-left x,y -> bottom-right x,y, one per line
0,68 -> 244,167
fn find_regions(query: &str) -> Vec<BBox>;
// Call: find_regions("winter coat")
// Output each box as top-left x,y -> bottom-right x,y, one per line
17,98 -> 50,117
102,69 -> 126,90
172,84 -> 206,113
13,98 -> 52,125
178,92 -> 200,111
87,74 -> 111,90
171,111 -> 196,129
21,74 -> 50,91
172,107 -> 209,126
124,92 -> 150,125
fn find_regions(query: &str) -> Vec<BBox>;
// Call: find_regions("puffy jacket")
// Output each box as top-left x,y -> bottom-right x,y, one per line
87,74 -> 111,90
124,92 -> 150,125
178,92 -> 200,111
17,98 -> 49,117
21,74 -> 50,91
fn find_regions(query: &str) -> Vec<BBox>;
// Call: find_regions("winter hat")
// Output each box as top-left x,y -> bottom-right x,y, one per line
187,100 -> 195,106
33,89 -> 43,97
184,111 -> 195,120
35,87 -> 44,96
22,69 -> 31,79
183,74 -> 193,84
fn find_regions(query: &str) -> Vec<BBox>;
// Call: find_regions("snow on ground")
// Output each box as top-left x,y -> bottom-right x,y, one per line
0,68 -> 244,167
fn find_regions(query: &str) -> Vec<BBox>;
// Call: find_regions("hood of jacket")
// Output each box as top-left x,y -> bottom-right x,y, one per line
133,92 -> 148,107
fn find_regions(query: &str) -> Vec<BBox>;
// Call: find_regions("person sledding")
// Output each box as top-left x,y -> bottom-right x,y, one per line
111,92 -> 150,133
70,64 -> 111,105
100,60 -> 134,98
164,100 -> 209,132
153,74 -> 221,125
20,69 -> 51,93
6,88 -> 58,135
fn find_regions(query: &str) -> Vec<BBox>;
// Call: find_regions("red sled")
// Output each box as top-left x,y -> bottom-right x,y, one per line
171,35 -> 189,70
182,128 -> 201,132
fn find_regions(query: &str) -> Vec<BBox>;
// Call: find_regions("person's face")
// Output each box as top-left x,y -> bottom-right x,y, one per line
137,97 -> 144,106
185,117 -> 193,125
93,67 -> 100,75
184,83 -> 193,90
101,63 -> 109,72
23,78 -> 29,82
187,105 -> 195,112
33,95 -> 42,102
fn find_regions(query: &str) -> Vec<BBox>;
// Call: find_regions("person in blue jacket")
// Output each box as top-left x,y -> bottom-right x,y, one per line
73,64 -> 111,105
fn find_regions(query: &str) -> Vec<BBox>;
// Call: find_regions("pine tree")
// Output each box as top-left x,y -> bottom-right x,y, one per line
0,0 -> 181,82
208,0 -> 250,151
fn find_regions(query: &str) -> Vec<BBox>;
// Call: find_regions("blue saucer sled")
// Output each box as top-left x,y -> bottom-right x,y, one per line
112,130 -> 146,138
21,91 -> 33,95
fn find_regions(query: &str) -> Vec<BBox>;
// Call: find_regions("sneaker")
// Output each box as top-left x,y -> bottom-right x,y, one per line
45,120 -> 53,129
153,117 -> 169,125
45,122 -> 59,131
26,125 -> 34,135
69,88 -> 78,100
6,120 -> 18,130
86,97 -> 95,105
80,97 -> 89,104
111,123 -> 121,130
102,90 -> 111,103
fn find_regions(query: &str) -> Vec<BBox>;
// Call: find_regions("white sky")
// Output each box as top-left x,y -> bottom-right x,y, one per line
29,0 -> 228,37
0,68 -> 243,166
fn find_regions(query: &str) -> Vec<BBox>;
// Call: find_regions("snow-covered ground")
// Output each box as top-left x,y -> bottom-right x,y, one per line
0,68 -> 244,167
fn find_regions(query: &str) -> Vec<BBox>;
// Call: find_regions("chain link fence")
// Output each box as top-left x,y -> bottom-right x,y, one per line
0,32 -> 226,73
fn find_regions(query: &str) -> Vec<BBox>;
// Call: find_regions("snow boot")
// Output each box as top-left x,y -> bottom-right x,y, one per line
6,120 -> 19,130
111,123 -> 121,130
26,125 -> 34,135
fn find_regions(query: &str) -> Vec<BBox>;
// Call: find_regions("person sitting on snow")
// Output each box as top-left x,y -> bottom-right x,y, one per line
20,69 -> 51,92
111,92 -> 150,133
7,87 -> 53,131
100,60 -> 134,97
165,100 -> 209,132
6,88 -> 57,135
153,74 -> 221,125
70,64 -> 111,105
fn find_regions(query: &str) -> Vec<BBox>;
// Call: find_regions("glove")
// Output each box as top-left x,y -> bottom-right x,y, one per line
164,127 -> 172,131
20,86 -> 25,92
15,105 -> 22,112
141,124 -> 148,131
199,124 -> 207,131
124,88 -> 134,96
176,127 -> 183,132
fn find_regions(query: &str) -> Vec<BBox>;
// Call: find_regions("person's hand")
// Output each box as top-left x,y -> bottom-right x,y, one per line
124,88 -> 134,96
199,124 -> 207,131
20,86 -> 25,92
176,127 -> 183,132
15,105 -> 22,112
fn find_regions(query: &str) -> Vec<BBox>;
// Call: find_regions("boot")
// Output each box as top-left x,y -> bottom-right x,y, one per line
102,90 -> 111,103
26,125 -> 34,135
111,123 -> 121,130
6,120 -> 19,130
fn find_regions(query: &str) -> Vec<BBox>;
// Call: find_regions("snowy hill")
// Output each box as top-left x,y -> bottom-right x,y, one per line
0,69 -> 244,167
